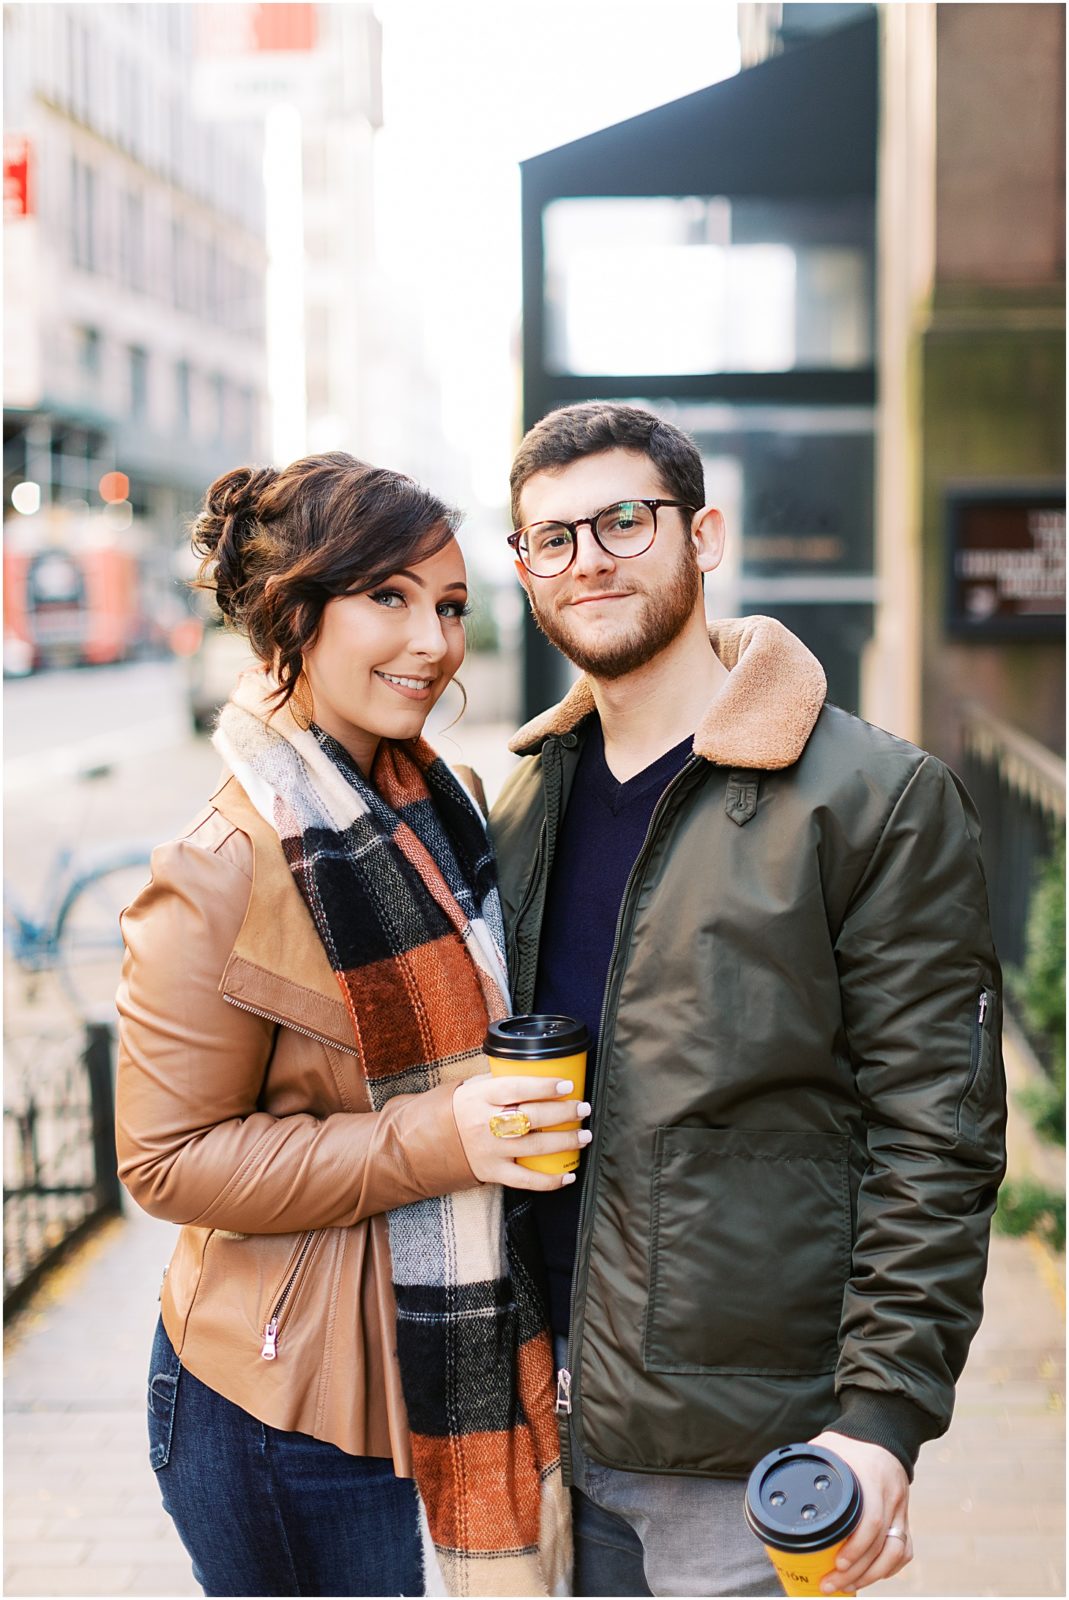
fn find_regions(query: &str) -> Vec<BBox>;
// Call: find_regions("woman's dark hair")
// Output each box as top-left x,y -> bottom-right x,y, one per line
191,452 -> 461,707
509,401 -> 705,526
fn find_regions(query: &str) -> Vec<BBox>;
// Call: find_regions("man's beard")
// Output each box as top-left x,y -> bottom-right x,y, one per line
526,540 -> 702,681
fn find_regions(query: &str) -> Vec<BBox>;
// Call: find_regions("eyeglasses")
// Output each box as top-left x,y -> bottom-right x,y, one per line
508,498 -> 697,578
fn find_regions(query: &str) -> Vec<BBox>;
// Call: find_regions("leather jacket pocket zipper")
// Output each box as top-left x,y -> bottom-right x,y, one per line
261,1230 -> 321,1360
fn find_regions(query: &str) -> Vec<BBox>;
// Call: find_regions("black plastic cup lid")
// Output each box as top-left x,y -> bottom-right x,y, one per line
484,1014 -> 590,1061
744,1444 -> 863,1553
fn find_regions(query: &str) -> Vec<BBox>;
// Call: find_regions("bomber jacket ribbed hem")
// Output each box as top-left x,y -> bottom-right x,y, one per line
828,1386 -> 943,1480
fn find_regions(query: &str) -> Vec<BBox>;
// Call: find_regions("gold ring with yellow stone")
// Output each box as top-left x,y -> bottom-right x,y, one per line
489,1107 -> 532,1139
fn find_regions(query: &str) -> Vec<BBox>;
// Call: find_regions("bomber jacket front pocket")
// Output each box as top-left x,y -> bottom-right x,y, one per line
643,1127 -> 851,1376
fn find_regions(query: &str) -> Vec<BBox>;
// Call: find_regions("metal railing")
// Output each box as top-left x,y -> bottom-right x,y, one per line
960,704 -> 1065,1075
3,1021 -> 122,1318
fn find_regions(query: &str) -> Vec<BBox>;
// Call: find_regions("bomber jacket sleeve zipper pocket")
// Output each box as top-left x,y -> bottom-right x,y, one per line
261,1229 -> 320,1359
962,989 -> 990,1102
956,987 -> 996,1144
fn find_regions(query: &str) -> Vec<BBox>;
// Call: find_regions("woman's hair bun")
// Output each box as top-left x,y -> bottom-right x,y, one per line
191,464 -> 278,618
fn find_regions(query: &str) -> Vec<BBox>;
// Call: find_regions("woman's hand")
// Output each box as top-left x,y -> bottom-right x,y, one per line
452,1072 -> 591,1189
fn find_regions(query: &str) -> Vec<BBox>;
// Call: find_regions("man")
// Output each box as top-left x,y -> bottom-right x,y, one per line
488,402 -> 1006,1598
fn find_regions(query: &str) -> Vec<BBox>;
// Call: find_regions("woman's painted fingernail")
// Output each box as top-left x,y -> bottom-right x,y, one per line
556,1081 -> 574,1094
561,1172 -> 576,1185
577,1102 -> 591,1116
578,1130 -> 593,1145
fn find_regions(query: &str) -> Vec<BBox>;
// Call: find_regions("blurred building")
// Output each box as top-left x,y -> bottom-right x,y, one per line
3,1 -> 462,673
3,2 -> 268,663
870,1 -> 1064,764
517,1 -> 1064,987
190,1 -> 462,495
519,3 -> 1065,775
519,13 -> 880,720
2,3 -> 268,665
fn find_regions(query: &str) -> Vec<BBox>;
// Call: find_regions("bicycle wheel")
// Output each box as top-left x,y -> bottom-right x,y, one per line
55,859 -> 152,1021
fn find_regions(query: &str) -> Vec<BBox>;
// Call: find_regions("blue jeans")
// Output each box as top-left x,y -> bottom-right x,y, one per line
147,1317 -> 424,1597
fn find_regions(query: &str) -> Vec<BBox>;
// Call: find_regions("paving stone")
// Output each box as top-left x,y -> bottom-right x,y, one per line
3,1564 -> 137,1596
127,1561 -> 199,1596
2,1540 -> 91,1567
4,1187 -> 1064,1599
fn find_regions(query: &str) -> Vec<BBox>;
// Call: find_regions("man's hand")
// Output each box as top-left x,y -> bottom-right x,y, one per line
807,1431 -> 912,1594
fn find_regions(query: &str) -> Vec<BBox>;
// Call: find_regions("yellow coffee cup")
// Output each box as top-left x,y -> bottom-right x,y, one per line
484,1014 -> 590,1175
744,1443 -> 863,1597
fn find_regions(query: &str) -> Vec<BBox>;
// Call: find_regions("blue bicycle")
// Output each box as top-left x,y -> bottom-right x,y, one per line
5,844 -> 152,1021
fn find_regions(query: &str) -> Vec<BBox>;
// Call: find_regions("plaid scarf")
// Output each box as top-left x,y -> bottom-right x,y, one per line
215,673 -> 570,1597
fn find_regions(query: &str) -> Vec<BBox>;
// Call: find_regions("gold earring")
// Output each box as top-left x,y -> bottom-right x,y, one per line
290,673 -> 314,731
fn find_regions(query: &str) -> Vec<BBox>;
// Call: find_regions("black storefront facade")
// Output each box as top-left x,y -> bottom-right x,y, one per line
518,14 -> 878,720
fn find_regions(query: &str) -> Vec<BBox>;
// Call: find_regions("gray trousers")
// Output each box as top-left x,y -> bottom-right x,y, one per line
558,1346 -> 782,1597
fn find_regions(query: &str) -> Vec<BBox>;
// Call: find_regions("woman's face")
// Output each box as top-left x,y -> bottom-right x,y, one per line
301,536 -> 469,772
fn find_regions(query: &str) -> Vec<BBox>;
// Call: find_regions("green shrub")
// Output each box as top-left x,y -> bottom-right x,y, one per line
1010,828 -> 1065,1146
995,1177 -> 1066,1253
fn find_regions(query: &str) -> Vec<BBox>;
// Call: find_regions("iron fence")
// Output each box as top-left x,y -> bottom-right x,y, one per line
960,704 -> 1065,1075
3,1020 -> 122,1317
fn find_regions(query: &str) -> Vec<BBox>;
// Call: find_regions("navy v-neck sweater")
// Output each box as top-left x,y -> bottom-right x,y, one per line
530,717 -> 694,1338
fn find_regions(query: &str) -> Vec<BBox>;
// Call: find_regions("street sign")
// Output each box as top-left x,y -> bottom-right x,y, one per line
946,489 -> 1066,638
192,3 -> 326,119
4,135 -> 31,219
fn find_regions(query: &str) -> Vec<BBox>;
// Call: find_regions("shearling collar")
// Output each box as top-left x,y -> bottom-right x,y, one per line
509,615 -> 827,771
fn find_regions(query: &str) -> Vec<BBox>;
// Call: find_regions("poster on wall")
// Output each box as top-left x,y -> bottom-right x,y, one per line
946,488 -> 1066,639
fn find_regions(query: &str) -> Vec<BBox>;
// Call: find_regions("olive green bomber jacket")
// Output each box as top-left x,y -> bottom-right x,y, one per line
489,616 -> 1007,1479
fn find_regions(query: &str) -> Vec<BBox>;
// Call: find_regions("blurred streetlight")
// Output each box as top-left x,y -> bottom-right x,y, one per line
10,481 -> 41,516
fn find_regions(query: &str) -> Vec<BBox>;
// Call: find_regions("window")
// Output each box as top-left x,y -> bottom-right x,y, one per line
238,387 -> 256,452
129,345 -> 148,419
175,360 -> 190,432
207,241 -> 220,321
543,196 -> 874,377
121,189 -> 144,291
172,218 -> 186,309
79,326 -> 101,378
70,157 -> 96,271
211,373 -> 226,440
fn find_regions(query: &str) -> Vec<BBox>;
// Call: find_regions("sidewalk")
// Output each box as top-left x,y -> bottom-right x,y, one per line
4,1198 -> 1064,1598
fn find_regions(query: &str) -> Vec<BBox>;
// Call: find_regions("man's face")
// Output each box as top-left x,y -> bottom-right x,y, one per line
514,449 -> 704,680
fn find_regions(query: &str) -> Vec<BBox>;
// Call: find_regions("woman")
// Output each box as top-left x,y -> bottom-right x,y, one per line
116,453 -> 584,1598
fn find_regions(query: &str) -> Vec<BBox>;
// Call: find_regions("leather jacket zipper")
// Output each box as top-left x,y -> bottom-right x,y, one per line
564,753 -> 705,1448
224,993 -> 359,1057
261,1229 -> 320,1359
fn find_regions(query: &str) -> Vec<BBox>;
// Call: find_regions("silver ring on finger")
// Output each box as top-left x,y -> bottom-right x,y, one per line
885,1527 -> 908,1543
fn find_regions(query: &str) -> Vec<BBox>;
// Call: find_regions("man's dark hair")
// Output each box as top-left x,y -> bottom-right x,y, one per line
509,402 -> 705,525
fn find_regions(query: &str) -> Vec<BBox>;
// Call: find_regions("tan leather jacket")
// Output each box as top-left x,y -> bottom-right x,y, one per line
116,771 -> 480,1471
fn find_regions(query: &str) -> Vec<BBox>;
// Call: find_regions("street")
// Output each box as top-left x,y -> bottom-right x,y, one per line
4,658 -> 519,921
